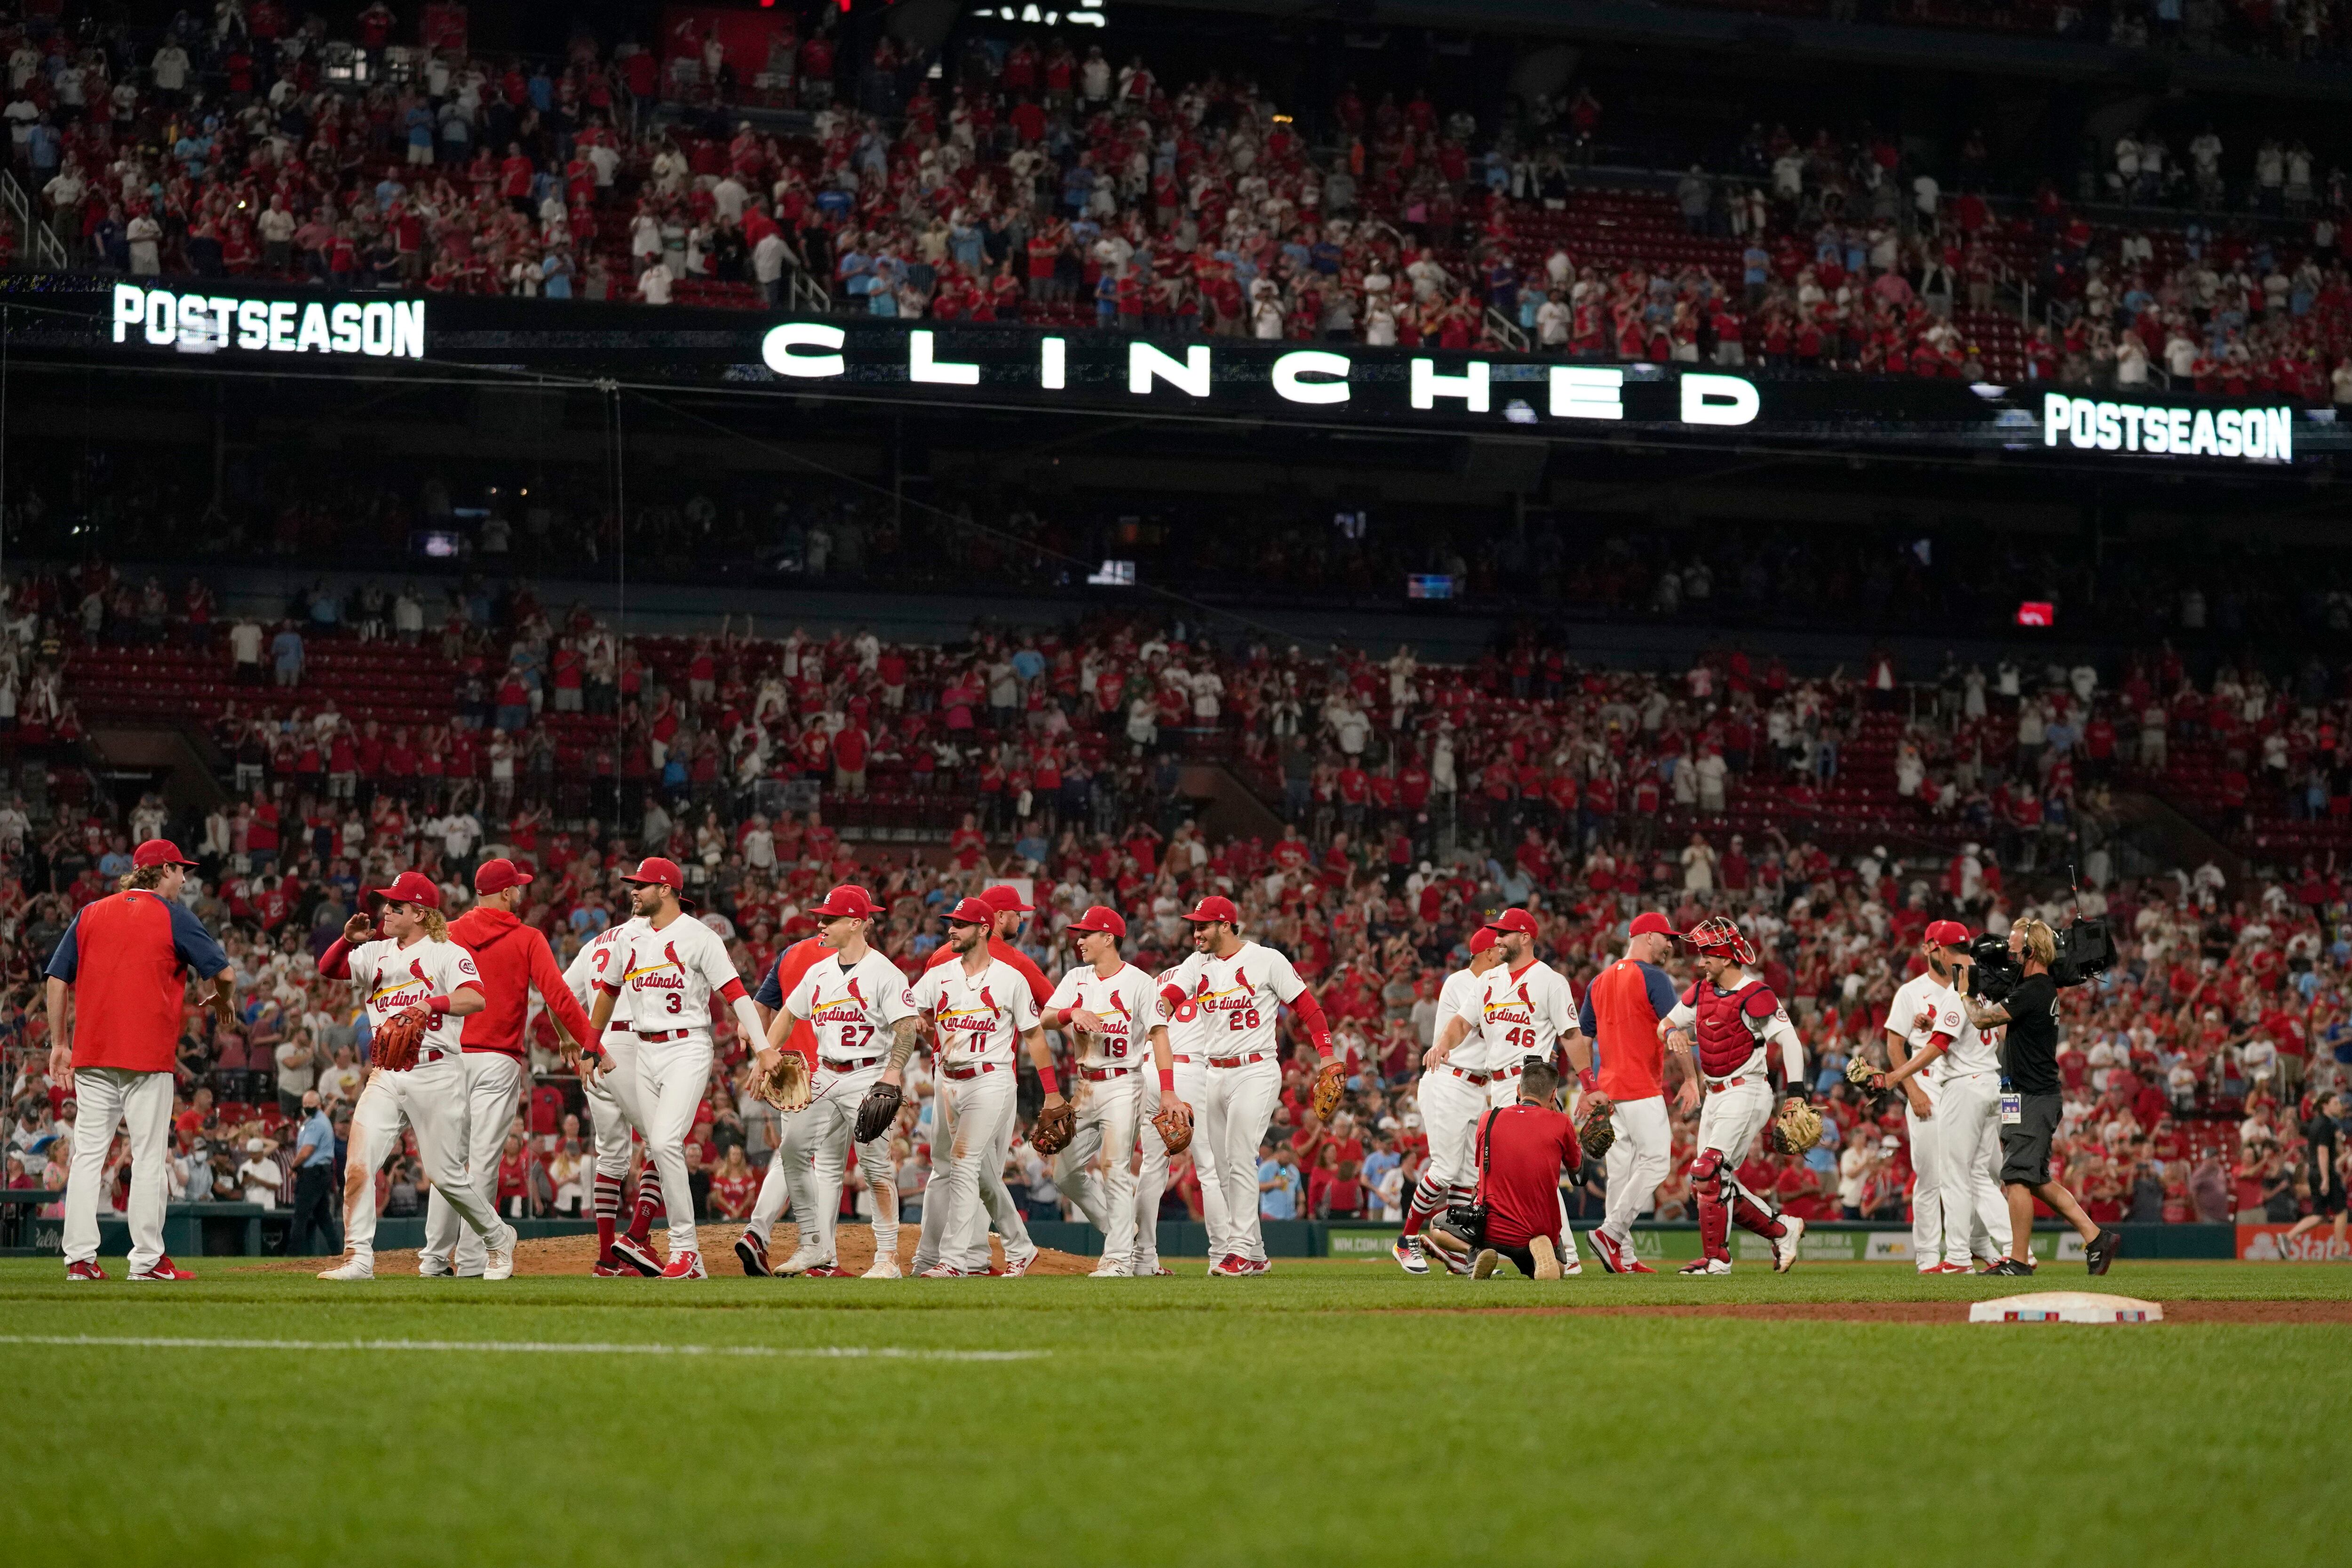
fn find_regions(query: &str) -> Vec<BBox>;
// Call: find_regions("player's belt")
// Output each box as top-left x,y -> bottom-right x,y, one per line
1169,1054 -> 1195,1064
1704,1074 -> 1751,1094
1208,1053 -> 1271,1067
1079,1063 -> 1133,1081
1447,1063 -> 1524,1087
634,1028 -> 698,1043
943,1061 -> 1003,1080
821,1053 -> 885,1071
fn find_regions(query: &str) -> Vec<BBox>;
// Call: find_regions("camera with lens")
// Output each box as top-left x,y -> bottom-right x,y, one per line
1963,917 -> 2115,1003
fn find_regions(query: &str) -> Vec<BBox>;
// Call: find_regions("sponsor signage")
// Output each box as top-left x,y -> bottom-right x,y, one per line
2237,1224 -> 2352,1262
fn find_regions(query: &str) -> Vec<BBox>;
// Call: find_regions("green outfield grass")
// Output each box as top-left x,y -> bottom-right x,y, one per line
4,1259 -> 2346,1568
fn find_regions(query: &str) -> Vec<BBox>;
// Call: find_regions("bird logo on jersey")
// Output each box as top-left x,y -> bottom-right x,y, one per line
847,976 -> 867,1009
1192,975 -> 1253,1020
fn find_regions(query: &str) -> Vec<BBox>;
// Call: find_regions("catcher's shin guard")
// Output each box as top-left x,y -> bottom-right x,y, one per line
1691,1148 -> 1732,1262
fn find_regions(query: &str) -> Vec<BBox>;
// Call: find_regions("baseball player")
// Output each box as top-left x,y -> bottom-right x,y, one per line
1474,907 -> 1592,1273
756,884 -> 916,1278
732,932 -> 828,1276
902,897 -> 1046,1277
914,883 -> 1049,1275
1039,906 -> 1182,1277
1582,912 -> 1687,1275
1155,894 -> 1343,1277
317,870 -> 518,1282
1875,920 -> 2011,1272
558,912 -> 665,1276
421,858 -> 599,1278
1132,955 -> 1220,1275
584,857 -> 769,1280
1394,925 -> 1506,1275
1659,915 -> 1807,1276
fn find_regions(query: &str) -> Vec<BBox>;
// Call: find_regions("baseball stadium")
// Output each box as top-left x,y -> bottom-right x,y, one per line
2,0 -> 2349,1562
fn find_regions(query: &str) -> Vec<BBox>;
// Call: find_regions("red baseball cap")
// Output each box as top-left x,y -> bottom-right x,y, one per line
1068,906 -> 1126,938
621,857 -> 686,893
474,857 -> 533,895
132,839 -> 198,869
981,883 -> 1033,914
1629,911 -> 1676,939
1182,894 -> 1240,924
810,883 -> 880,919
370,869 -> 443,910
945,896 -> 994,926
1925,919 -> 1972,947
1467,926 -> 1496,954
1484,907 -> 1539,936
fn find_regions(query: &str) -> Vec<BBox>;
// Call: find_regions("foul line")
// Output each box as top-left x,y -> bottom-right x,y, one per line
0,1334 -> 1038,1361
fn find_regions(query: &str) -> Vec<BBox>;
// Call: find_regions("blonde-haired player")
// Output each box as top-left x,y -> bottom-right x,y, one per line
1039,906 -> 1183,1278
902,897 -> 1046,1277
584,857 -> 768,1280
1880,919 -> 2011,1274
316,871 -> 517,1281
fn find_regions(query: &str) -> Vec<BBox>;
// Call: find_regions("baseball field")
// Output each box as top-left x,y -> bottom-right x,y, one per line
5,1250 -> 2346,1568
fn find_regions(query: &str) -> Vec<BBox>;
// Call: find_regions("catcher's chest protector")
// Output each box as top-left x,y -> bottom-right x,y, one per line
1688,979 -> 1777,1078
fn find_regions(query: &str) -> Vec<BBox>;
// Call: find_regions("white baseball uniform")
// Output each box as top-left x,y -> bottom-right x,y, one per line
1418,960 -> 1505,1208
1894,972 -> 2011,1266
1135,963 -> 1220,1272
1160,939 -> 1308,1267
341,934 -> 509,1262
596,912 -> 761,1266
1889,972 -> 1957,1271
1043,960 -> 1161,1270
1667,971 -> 1805,1164
565,918 -> 652,1212
1471,957 -> 1584,1264
770,947 -> 917,1267
908,955 -> 1041,1273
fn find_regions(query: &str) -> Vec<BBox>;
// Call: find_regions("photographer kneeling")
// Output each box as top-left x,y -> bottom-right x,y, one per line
1424,1060 -> 1580,1281
1883,916 -> 2120,1277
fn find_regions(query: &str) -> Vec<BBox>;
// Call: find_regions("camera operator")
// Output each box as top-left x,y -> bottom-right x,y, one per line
1948,916 -> 2120,1277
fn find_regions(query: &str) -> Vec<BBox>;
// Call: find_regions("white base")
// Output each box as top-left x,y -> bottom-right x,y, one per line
1969,1290 -> 2163,1324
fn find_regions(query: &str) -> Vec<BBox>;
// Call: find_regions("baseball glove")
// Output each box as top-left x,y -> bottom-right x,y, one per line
1575,1102 -> 1616,1162
755,1051 -> 812,1114
1311,1061 -> 1346,1122
1844,1054 -> 1881,1093
1031,1098 -> 1076,1155
372,1004 -> 430,1073
1772,1097 -> 1825,1155
1151,1101 -> 1194,1157
851,1078 -> 903,1143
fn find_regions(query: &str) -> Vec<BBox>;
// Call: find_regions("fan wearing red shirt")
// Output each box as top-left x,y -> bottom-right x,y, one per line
1425,1060 -> 1579,1280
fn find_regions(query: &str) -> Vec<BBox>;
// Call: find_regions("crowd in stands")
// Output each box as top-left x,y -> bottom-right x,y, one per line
1676,0 -> 2351,63
8,5 -> 2352,396
4,558 -> 2350,1258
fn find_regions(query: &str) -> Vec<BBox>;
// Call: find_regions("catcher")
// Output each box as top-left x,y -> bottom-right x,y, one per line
1657,915 -> 1816,1276
1029,906 -> 1192,1278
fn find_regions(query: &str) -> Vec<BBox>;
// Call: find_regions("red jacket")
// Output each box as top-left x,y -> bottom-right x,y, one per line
449,906 -> 596,1059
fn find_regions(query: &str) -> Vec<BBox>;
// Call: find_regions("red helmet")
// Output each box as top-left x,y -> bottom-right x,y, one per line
1679,915 -> 1755,967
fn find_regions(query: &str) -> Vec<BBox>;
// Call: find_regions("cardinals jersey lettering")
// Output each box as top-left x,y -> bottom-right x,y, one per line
1044,961 -> 1157,1067
605,914 -> 745,1035
1472,960 -> 1577,1071
1160,940 -> 1305,1060
350,934 -> 481,1055
1669,973 -> 1804,1082
784,949 -> 919,1064
565,917 -> 647,1036
909,956 -> 1041,1067
1888,972 -> 1994,1078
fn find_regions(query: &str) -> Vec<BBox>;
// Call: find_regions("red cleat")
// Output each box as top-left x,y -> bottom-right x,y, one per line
65,1259 -> 106,1281
610,1234 -> 661,1277
1208,1253 -> 1248,1276
798,1263 -> 852,1278
1588,1229 -> 1655,1274
658,1250 -> 707,1280
128,1255 -> 195,1281
590,1258 -> 629,1277
733,1233 -> 771,1277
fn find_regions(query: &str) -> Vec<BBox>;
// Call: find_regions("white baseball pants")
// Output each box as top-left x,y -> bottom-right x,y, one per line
917,1069 -> 1017,1271
763,1060 -> 898,1264
1599,1094 -> 1673,1243
1059,1069 -> 1140,1267
1937,1069 -> 2013,1265
1201,1056 -> 1281,1265
1135,1059 -> 1216,1270
1695,1075 -> 1773,1162
422,1051 -> 524,1274
637,1031 -> 714,1263
62,1067 -> 173,1273
585,1030 -> 648,1180
342,1055 -> 505,1260
1417,1067 -> 1489,1194
1904,1076 -> 1948,1271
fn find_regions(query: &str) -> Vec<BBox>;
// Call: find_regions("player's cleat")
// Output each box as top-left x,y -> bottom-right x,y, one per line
1971,1256 -> 2007,1274
128,1255 -> 196,1281
1588,1227 -> 1645,1274
1430,1238 -> 1474,1276
609,1234 -> 662,1277
318,1255 -> 374,1281
1001,1245 -> 1040,1277
1239,1257 -> 1271,1274
1089,1261 -> 1133,1277
1985,1258 -> 2035,1276
862,1257 -> 903,1280
918,1264 -> 978,1278
418,1252 -> 455,1278
772,1243 -> 826,1278
800,1263 -> 851,1278
1471,1248 -> 1500,1280
1530,1234 -> 1564,1281
1925,1261 -> 1968,1275
734,1232 -> 771,1277
1772,1217 -> 1806,1274
590,1258 -> 629,1277
482,1225 -> 519,1282
1678,1257 -> 1733,1276
1391,1236 -> 1430,1275
2085,1228 -> 2123,1276
1130,1260 -> 1174,1276
64,1259 -> 105,1281
1208,1253 -> 1248,1276
659,1250 -> 707,1280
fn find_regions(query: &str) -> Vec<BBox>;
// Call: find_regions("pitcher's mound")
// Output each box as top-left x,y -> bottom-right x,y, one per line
280,1224 -> 1095,1278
